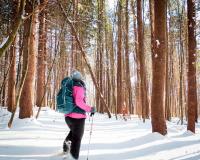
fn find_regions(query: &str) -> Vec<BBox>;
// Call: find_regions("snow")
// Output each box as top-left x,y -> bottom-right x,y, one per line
1,107 -> 200,160
0,37 -> 9,49
21,15 -> 26,20
106,0 -> 117,11
189,23 -> 193,27
156,40 -> 160,48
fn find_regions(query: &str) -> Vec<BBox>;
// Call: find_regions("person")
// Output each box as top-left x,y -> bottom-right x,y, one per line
63,70 -> 96,160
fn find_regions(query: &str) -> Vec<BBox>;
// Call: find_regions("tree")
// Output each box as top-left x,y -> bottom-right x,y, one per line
19,1 -> 37,118
7,1 -> 18,113
96,0 -> 105,113
125,0 -> 133,114
151,0 -> 167,135
137,0 -> 149,120
187,0 -> 197,133
0,0 -> 26,59
164,0 -> 170,121
7,34 -> 17,112
131,0 -> 141,115
36,2 -> 47,108
117,0 -> 123,114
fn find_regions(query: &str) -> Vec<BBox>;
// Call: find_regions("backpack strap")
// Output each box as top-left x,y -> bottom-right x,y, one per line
64,77 -> 73,96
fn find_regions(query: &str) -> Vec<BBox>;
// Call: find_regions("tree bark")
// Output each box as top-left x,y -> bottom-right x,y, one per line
125,0 -> 133,114
19,2 -> 37,119
187,0 -> 197,133
97,0 -> 105,113
7,1 -> 19,113
0,0 -> 26,59
137,0 -> 149,120
36,5 -> 46,107
7,38 -> 16,113
151,0 -> 167,135
1,52 -> 9,106
131,0 -> 141,115
71,0 -> 78,70
117,0 -> 123,114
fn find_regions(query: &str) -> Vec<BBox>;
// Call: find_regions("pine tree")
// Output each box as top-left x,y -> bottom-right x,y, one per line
117,0 -> 123,114
151,0 -> 167,135
36,4 -> 46,108
7,1 -> 18,113
19,2 -> 37,118
137,0 -> 149,120
187,0 -> 197,133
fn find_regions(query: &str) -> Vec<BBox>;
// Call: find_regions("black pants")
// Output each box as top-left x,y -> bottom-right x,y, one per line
64,117 -> 85,159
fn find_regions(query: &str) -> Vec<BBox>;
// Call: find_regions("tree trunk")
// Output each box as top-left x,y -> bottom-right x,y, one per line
178,2 -> 185,124
0,0 -> 26,59
7,1 -> 19,113
131,0 -> 141,115
125,0 -> 133,114
71,0 -> 78,70
2,51 -> 9,106
96,0 -> 105,113
151,0 -> 167,135
19,2 -> 37,119
105,25 -> 109,111
187,0 -> 197,133
109,26 -> 116,114
36,4 -> 46,107
165,0 -> 171,121
100,0 -> 105,113
117,0 -> 123,114
7,38 -> 16,113
137,0 -> 149,120
16,28 -> 24,89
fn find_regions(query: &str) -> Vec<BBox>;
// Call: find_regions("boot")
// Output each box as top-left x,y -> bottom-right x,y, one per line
63,140 -> 71,154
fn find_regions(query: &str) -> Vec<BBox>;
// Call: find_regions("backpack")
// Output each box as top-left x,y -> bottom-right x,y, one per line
56,77 -> 75,114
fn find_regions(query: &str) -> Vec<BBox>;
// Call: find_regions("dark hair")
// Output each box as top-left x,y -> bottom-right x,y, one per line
73,79 -> 85,88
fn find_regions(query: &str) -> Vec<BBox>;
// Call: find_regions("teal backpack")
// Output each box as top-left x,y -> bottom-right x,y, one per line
56,77 -> 75,114
56,77 -> 86,114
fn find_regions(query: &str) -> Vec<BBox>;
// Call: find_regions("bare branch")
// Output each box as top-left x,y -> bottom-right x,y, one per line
0,0 -> 26,59
0,0 -> 48,59
57,0 -> 112,118
23,0 -> 48,20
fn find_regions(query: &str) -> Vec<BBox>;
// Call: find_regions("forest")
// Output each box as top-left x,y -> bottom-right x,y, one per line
0,0 -> 200,138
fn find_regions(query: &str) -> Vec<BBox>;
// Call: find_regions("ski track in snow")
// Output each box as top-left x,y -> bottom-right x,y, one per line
0,108 -> 200,160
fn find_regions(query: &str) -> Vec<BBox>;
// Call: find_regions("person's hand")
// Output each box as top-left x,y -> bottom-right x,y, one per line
90,107 -> 96,116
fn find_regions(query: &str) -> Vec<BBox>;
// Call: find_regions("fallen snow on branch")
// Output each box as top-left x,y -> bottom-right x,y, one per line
156,39 -> 160,48
0,36 -> 9,49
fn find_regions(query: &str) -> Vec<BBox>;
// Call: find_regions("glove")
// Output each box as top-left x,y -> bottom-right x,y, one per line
90,107 -> 96,116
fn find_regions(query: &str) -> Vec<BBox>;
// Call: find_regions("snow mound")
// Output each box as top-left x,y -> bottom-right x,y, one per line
0,107 -> 11,117
34,107 -> 62,117
140,132 -> 165,141
181,130 -> 195,136
12,117 -> 43,130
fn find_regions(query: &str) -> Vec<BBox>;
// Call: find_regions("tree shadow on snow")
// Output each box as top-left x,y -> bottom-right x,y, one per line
169,151 -> 200,160
0,145 -> 62,160
80,139 -> 200,160
81,133 -> 164,150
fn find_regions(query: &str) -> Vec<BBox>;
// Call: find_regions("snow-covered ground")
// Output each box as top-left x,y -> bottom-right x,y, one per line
1,107 -> 200,160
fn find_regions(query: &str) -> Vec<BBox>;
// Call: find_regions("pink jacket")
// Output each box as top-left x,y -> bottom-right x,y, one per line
65,86 -> 92,119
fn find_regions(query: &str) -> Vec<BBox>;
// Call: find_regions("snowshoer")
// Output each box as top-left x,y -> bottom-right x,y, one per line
62,70 -> 96,160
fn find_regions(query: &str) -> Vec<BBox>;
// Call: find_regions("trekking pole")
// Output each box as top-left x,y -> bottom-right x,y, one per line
86,115 -> 94,160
